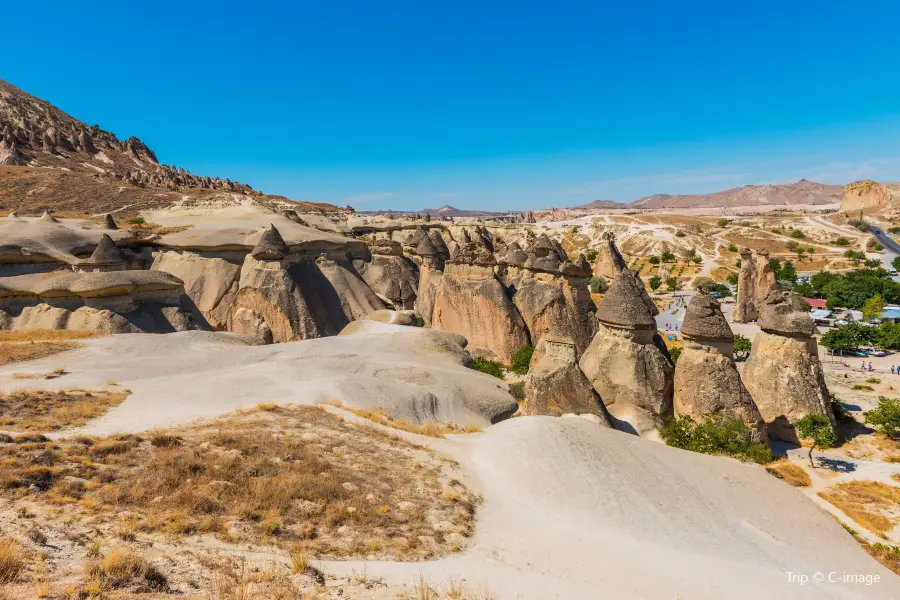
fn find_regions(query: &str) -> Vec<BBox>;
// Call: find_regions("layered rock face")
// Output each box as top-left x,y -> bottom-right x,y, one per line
0,270 -> 206,334
522,336 -> 609,422
507,236 -> 596,356
673,294 -> 767,444
579,271 -> 674,438
742,290 -> 834,443
733,249 -> 777,323
227,226 -> 384,343
431,241 -> 529,363
151,251 -> 241,330
413,233 -> 444,326
592,231 -> 627,279
356,239 -> 418,310
733,249 -> 758,322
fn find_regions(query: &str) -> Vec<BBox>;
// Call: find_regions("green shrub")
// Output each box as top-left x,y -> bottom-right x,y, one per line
589,276 -> 608,294
865,396 -> 900,439
831,394 -> 852,422
834,237 -> 850,246
852,384 -> 874,392
585,249 -> 598,263
510,345 -> 534,375
667,347 -> 682,364
866,377 -> 881,384
790,229 -> 805,239
660,251 -> 676,263
648,256 -> 660,265
472,357 -> 503,379
717,218 -> 730,227
660,415 -> 771,464
691,256 -> 702,264
727,244 -> 738,252
648,276 -> 661,291
127,217 -> 145,225
733,334 -> 751,360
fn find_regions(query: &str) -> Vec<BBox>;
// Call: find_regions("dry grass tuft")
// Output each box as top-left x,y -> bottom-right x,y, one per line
11,367 -> 68,381
819,481 -> 900,538
83,547 -> 167,592
859,541 -> 900,576
0,330 -> 98,343
327,402 -> 482,438
0,389 -> 129,431
765,460 -> 812,487
0,405 -> 476,562
0,538 -> 26,584
0,341 -> 81,366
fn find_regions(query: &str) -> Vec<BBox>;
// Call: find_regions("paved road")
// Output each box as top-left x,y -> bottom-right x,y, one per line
868,225 -> 900,280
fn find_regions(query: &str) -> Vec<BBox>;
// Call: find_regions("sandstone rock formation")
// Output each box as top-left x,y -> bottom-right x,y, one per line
673,294 -> 767,444
592,231 -> 627,279
755,249 -> 777,298
522,336 -> 609,422
104,213 -> 118,230
357,239 -> 418,310
0,270 -> 205,334
431,241 -> 529,363
579,271 -> 674,438
742,290 -> 834,444
361,309 -> 423,326
414,234 -> 444,326
839,179 -> 900,214
151,251 -> 241,330
76,234 -> 126,272
733,248 -> 757,322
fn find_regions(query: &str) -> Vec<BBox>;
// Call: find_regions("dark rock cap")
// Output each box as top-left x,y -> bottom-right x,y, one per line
532,234 -> 555,257
630,271 -> 659,316
757,290 -> 816,337
416,232 -> 439,257
104,213 -> 118,230
450,241 -> 496,266
595,271 -> 657,329
681,294 -> 734,342
85,234 -> 125,265
251,224 -> 289,260
428,229 -> 449,256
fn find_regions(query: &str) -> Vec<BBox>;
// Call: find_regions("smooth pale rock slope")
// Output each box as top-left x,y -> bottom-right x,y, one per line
326,418 -> 899,599
0,321 -> 516,434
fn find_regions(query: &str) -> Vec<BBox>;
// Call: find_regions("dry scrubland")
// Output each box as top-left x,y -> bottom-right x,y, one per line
0,405 -> 477,598
0,331 -> 100,368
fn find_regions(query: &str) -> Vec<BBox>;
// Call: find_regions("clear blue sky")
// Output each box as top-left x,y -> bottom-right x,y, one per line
3,1 -> 900,211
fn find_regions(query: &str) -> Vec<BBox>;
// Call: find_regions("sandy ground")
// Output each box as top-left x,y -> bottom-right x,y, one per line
0,330 -> 897,598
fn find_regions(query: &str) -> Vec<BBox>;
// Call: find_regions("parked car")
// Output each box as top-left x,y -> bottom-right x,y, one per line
868,349 -> 890,357
834,319 -> 849,326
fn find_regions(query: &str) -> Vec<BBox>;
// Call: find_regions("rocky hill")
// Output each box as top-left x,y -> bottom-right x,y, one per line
839,179 -> 900,216
0,78 -> 339,216
629,179 -> 843,209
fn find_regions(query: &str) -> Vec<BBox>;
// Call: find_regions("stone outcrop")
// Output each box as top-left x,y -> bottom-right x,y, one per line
431,242 -> 529,363
151,251 -> 241,330
839,179 -> 900,214
104,214 -> 118,230
0,270 -> 206,334
734,249 -> 777,323
361,309 -> 423,326
510,241 -> 596,356
579,271 -> 674,439
733,248 -> 757,322
742,290 -> 834,444
592,231 -> 627,279
227,226 -> 383,343
522,336 -> 609,422
357,240 -> 418,310
673,294 -> 767,444
76,234 -> 126,272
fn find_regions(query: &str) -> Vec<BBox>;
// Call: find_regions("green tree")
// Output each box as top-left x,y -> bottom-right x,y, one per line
864,397 -> 900,439
844,250 -> 866,265
589,276 -> 608,294
660,251 -> 676,263
584,249 -> 598,263
893,256 -> 900,272
733,334 -> 751,360
790,229 -> 805,239
865,258 -> 882,269
834,237 -> 850,246
863,293 -> 886,321
821,322 -> 877,352
794,414 -> 836,468
875,321 -> 900,350
685,248 -> 697,260
665,276 -> 679,292
648,276 -> 662,291
795,247 -> 805,261
510,345 -> 534,375
727,244 -> 738,252
648,255 -> 660,265
727,272 -> 739,286
779,261 -> 797,283
691,255 -> 702,264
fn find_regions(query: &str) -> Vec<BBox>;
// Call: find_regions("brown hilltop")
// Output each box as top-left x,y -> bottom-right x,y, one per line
0,78 -> 340,216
